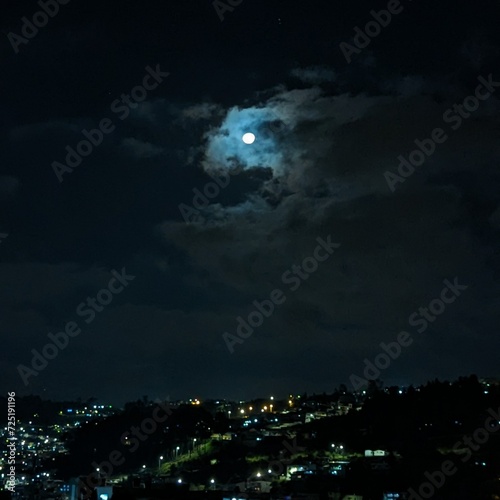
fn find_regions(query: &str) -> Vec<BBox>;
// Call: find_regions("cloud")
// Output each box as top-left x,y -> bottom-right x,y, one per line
0,262 -> 117,307
0,175 -> 20,200
291,66 -> 336,84
9,121 -> 81,141
156,73 -> 500,385
181,103 -> 224,121
121,137 -> 164,159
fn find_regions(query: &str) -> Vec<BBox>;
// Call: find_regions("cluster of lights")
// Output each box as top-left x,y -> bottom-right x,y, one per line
242,132 -> 256,144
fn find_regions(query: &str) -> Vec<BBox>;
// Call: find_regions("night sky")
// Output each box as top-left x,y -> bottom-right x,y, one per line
1,0 -> 499,405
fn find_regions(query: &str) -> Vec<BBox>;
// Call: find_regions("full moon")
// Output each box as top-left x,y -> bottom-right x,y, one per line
242,132 -> 256,144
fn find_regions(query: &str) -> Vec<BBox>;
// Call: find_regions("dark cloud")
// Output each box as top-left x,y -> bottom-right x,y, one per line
0,175 -> 20,200
1,0 -> 499,404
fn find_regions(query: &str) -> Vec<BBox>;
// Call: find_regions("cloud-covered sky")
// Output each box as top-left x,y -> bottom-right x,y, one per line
1,0 -> 499,405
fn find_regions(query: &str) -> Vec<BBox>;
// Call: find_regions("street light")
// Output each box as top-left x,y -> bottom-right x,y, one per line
158,455 -> 163,472
210,478 -> 215,490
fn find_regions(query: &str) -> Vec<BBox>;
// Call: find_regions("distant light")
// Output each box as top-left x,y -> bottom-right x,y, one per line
210,479 -> 215,483
178,478 -> 182,483
242,132 -> 255,144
